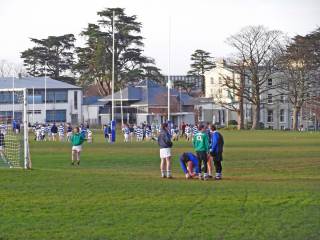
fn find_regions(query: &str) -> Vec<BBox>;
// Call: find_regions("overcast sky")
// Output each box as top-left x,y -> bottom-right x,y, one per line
1,0 -> 319,74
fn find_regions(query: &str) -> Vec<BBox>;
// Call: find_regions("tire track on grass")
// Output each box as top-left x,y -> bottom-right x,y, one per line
218,188 -> 248,240
168,185 -> 210,240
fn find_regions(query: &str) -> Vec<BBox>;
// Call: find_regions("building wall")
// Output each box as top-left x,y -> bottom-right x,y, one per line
82,105 -> 100,125
0,89 -> 82,124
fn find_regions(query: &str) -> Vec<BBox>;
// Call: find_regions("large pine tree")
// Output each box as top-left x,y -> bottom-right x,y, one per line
187,49 -> 215,95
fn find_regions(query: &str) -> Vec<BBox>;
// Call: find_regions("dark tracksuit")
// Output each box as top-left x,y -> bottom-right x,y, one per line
210,131 -> 224,176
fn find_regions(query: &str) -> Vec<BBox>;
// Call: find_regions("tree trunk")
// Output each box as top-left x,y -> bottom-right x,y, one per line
238,99 -> 245,130
292,106 -> 301,131
252,102 -> 261,130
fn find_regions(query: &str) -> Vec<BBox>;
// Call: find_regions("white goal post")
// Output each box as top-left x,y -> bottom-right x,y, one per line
0,88 -> 31,169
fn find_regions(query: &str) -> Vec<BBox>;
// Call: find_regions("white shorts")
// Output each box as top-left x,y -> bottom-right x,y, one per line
0,146 -> 3,151
67,132 -> 72,137
160,148 -> 171,159
72,145 -> 82,152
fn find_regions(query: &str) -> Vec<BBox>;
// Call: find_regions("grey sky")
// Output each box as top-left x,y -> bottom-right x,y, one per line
1,0 -> 319,74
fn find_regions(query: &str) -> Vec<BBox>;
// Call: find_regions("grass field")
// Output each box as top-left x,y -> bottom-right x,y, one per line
0,130 -> 320,240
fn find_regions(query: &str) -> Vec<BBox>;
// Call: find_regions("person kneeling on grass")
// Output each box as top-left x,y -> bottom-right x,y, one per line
179,152 -> 199,179
71,127 -> 85,166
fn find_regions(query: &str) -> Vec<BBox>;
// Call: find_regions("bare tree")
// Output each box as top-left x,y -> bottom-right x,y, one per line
227,25 -> 284,129
279,29 -> 320,130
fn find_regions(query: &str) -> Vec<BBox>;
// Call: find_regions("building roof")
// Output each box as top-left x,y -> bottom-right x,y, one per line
0,77 -> 81,90
100,80 -> 195,106
83,96 -> 105,106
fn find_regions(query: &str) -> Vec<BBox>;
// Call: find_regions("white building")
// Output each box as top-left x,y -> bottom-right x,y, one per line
0,77 -> 82,124
204,60 -> 292,129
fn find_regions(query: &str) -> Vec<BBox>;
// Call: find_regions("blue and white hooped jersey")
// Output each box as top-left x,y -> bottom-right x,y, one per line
58,125 -> 65,135
192,126 -> 198,135
123,127 -> 130,135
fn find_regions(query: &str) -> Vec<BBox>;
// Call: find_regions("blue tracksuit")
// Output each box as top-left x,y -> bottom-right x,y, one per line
179,152 -> 199,174
211,131 -> 224,160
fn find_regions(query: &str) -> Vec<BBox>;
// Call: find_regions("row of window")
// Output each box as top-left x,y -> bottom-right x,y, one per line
267,94 -> 286,104
0,90 -> 69,104
267,109 -> 286,123
0,110 -> 66,122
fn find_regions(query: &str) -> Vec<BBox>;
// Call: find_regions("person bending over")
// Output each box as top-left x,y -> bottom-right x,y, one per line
179,152 -> 200,179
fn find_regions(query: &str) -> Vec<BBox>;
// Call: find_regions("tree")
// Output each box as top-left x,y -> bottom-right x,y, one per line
188,49 -> 215,95
279,28 -> 320,130
227,26 -> 284,129
21,34 -> 76,83
173,80 -> 194,96
74,8 -> 162,96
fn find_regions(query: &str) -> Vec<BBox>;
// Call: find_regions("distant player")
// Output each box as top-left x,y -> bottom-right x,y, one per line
51,123 -> 58,141
158,123 -> 173,178
87,129 -> 93,143
145,125 -> 152,141
122,124 -> 130,142
192,124 -> 198,137
210,125 -> 224,180
179,152 -> 199,179
185,124 -> 192,141
66,123 -> 73,142
103,124 -> 109,142
71,127 -> 85,166
0,130 -> 6,163
135,126 -> 143,142
58,123 -> 65,141
193,124 -> 210,180
129,125 -> 134,142
40,124 -> 46,141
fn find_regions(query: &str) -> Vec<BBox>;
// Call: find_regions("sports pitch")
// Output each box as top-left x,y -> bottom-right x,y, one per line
0,130 -> 319,240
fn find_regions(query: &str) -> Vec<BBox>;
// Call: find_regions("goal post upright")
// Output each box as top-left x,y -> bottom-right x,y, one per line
23,88 -> 31,169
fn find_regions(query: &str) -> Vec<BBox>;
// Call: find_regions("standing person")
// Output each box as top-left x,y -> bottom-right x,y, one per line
185,124 -> 192,141
0,130 -> 6,162
157,123 -> 173,178
192,124 -> 198,137
103,124 -> 109,142
58,123 -> 65,142
179,152 -> 199,179
192,125 -> 210,180
66,123 -> 73,142
129,124 -> 134,142
210,125 -> 224,180
122,124 -> 130,142
181,122 -> 186,137
51,123 -> 58,141
71,127 -> 85,165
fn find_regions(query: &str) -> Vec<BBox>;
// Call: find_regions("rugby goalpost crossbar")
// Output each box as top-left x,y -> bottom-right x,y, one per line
0,88 -> 31,169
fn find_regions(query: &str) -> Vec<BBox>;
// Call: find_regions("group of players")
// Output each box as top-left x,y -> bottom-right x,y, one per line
158,122 -> 224,181
31,122 -> 93,143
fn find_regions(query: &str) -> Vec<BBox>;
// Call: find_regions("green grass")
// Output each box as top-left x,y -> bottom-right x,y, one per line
0,131 -> 319,240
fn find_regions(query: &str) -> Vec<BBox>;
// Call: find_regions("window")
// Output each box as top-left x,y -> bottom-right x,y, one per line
55,91 -> 68,103
267,94 -> 273,104
46,110 -> 66,122
27,110 -> 41,115
280,109 -> 285,122
280,94 -> 285,103
210,77 -> 214,84
74,91 -> 78,110
267,110 -> 273,123
268,78 -> 272,86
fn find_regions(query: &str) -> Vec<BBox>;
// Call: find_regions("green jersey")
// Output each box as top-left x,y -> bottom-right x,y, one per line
71,133 -> 85,146
192,131 -> 209,152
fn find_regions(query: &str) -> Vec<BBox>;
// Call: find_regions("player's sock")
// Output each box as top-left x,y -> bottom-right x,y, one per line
167,170 -> 172,178
161,170 -> 166,178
